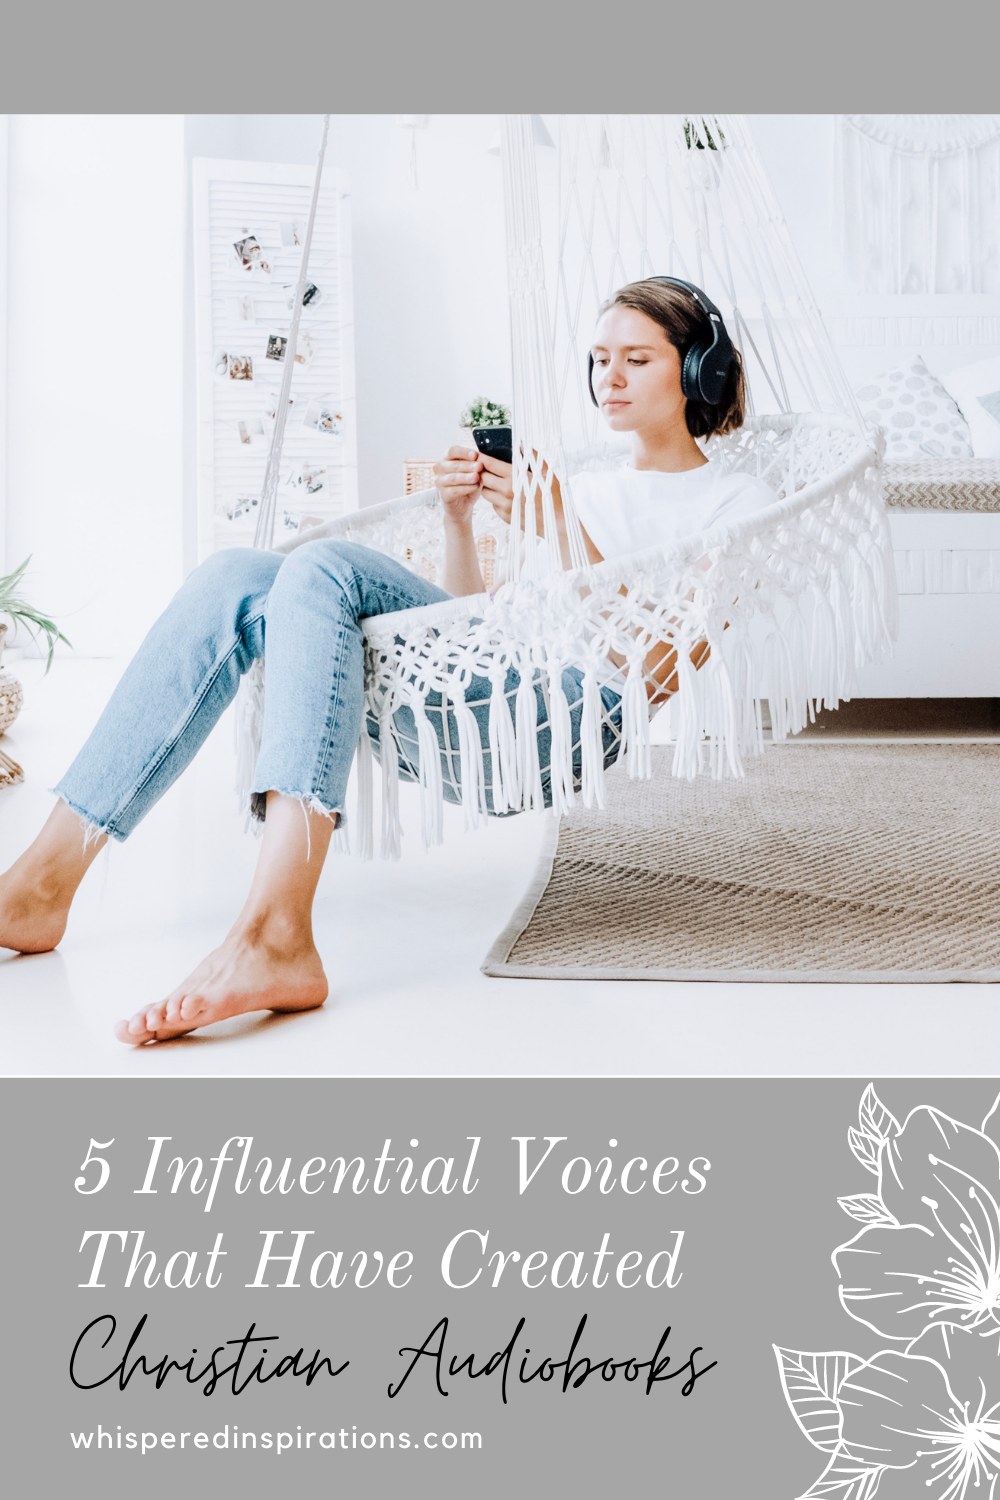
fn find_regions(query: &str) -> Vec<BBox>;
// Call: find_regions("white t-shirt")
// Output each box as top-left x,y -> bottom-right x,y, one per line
567,459 -> 776,561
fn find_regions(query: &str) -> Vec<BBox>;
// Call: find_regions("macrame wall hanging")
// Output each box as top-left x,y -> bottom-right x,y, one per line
836,115 -> 1000,295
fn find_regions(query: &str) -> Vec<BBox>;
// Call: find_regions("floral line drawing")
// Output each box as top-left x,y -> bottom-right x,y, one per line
775,1084 -> 1000,1499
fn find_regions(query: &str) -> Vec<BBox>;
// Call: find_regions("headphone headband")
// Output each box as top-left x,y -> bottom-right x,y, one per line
587,276 -> 736,409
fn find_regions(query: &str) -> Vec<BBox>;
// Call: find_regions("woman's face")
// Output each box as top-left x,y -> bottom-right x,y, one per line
590,305 -> 686,434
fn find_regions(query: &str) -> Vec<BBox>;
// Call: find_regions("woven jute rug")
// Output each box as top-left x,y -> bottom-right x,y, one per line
483,743 -> 1000,983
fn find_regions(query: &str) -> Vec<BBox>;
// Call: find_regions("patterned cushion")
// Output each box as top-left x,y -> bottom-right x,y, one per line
939,355 -> 1000,459
853,356 -> 974,461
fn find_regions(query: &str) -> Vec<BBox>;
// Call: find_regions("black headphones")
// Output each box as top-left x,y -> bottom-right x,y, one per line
588,276 -> 736,409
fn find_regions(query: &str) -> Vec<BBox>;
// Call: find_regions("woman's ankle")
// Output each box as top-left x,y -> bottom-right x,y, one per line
3,849 -> 79,909
228,909 -> 316,955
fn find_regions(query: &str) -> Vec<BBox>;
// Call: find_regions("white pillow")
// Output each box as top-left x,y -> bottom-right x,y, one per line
938,355 -> 1000,460
853,356 -> 974,461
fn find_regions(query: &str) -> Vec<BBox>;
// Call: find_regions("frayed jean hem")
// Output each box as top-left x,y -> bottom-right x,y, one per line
248,786 -> 344,827
50,790 -> 118,849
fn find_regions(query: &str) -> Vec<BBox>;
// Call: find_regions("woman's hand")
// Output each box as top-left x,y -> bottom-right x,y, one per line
435,447 -> 491,597
478,453 -> 515,524
433,447 -> 484,530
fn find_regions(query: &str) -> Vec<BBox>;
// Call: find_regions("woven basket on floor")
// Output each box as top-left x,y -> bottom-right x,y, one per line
0,622 -> 24,736
0,622 -> 24,787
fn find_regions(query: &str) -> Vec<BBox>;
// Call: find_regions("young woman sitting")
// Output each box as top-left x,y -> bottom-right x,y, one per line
0,277 -> 775,1044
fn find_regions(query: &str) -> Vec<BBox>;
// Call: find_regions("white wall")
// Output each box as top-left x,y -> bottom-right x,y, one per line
750,114 -> 1000,385
5,115 -> 185,657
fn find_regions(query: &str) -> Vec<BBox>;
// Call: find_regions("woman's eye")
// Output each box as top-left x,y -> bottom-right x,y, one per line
628,358 -> 649,366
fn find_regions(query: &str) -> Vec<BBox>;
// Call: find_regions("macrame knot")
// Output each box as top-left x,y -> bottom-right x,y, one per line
506,242 -> 545,296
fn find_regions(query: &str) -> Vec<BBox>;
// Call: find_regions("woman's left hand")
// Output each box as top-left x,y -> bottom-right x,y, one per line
478,454 -> 515,524
434,446 -> 485,530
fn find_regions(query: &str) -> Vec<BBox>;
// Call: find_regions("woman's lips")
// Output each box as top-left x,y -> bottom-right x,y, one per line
602,400 -> 630,411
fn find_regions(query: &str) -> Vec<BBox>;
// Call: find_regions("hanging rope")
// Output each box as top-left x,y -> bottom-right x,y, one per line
253,113 -> 331,550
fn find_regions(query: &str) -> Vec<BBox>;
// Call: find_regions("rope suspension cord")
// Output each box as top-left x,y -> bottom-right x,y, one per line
501,115 -> 590,579
253,113 -> 331,550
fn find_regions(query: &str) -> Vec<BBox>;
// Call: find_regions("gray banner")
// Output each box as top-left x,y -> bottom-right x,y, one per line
3,1078 -> 994,1496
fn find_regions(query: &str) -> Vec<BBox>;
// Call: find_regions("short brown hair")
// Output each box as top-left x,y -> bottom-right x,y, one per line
599,278 -> 746,438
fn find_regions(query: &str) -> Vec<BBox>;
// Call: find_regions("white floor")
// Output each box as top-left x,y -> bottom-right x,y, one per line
0,658 -> 996,1078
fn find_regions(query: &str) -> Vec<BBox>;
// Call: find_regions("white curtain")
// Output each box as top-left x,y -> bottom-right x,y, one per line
836,114 -> 1000,295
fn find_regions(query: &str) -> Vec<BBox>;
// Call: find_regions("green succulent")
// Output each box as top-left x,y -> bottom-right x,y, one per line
459,397 -> 511,429
0,556 -> 72,672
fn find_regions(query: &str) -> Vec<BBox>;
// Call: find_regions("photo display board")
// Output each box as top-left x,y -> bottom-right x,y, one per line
193,158 -> 357,559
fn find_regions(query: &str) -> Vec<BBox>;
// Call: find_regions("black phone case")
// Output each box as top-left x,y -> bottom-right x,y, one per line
472,426 -> 513,466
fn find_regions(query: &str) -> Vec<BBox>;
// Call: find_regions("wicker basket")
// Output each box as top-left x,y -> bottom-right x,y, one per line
0,623 -> 24,785
0,623 -> 23,732
403,459 -> 438,494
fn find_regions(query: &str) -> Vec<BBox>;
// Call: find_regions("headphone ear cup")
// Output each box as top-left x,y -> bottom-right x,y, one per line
698,343 -> 732,406
681,345 -> 702,402
682,340 -> 731,405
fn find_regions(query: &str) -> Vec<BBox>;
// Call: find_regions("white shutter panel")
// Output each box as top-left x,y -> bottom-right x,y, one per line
192,157 -> 356,560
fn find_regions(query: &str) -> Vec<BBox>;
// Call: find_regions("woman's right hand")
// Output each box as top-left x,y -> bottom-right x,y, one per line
433,447 -> 484,529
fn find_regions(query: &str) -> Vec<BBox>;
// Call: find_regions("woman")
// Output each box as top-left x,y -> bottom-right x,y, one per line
0,278 -> 775,1044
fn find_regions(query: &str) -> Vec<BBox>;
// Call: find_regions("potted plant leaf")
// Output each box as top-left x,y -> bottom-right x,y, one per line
0,555 -> 71,739
459,396 -> 513,467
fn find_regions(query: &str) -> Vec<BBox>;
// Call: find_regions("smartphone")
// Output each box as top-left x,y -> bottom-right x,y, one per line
472,425 -> 513,467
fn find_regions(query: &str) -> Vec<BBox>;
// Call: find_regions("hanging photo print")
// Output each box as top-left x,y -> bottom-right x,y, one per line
261,387 -> 296,432
302,395 -> 341,434
234,417 -> 265,448
283,459 -> 329,495
283,280 -> 324,312
265,332 -> 288,363
293,330 -> 317,366
278,218 -> 305,248
215,492 -> 260,524
231,231 -> 273,280
214,349 -> 254,382
227,293 -> 256,326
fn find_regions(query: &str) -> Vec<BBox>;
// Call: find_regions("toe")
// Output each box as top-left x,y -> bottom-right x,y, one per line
164,995 -> 185,1025
115,1019 -> 153,1046
179,992 -> 210,1023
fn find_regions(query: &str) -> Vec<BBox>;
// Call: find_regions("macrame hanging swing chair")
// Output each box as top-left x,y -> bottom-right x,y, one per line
236,113 -> 895,859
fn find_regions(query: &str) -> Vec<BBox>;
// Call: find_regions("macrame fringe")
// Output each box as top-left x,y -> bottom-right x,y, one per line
579,666 -> 606,809
544,662 -> 576,816
411,697 -> 444,848
488,664 -> 519,813
453,690 -> 488,830
234,660 -> 266,834
379,702 -> 402,861
618,662 -> 652,781
515,665 -> 544,812
356,725 -> 374,862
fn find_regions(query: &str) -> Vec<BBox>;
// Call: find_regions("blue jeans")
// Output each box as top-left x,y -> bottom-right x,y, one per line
54,539 -> 624,841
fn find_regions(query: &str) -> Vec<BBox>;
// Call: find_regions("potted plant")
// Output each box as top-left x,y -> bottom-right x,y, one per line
0,555 -> 71,736
683,118 -> 727,192
459,397 -> 512,466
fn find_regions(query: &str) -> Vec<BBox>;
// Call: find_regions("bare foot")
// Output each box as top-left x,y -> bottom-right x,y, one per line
0,869 -> 72,954
115,925 -> 329,1045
